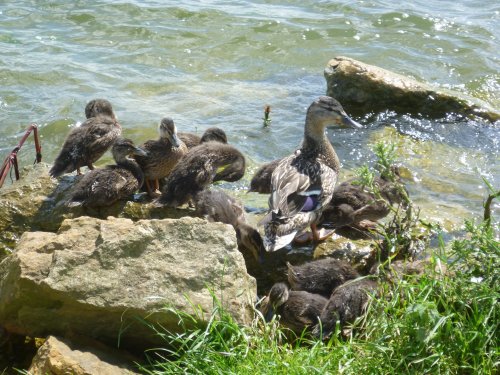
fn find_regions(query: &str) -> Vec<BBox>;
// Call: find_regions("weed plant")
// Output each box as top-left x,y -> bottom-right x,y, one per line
139,145 -> 498,374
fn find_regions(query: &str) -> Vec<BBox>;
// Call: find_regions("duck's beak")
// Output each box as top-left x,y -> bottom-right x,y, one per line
133,146 -> 147,157
170,133 -> 181,148
340,114 -> 363,129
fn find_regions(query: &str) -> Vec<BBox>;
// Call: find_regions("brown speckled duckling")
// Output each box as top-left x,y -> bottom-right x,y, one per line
193,189 -> 265,262
178,127 -> 228,149
314,278 -> 378,339
134,117 -> 188,197
157,142 -> 245,207
248,158 -> 281,194
287,258 -> 360,298
67,138 -> 146,208
261,282 -> 327,335
50,99 -> 121,178
261,96 -> 362,251
319,168 -> 408,231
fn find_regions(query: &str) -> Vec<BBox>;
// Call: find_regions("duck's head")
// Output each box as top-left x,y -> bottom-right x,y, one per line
268,282 -> 290,309
112,138 -> 147,163
235,221 -> 266,263
307,96 -> 362,133
159,117 -> 182,148
85,98 -> 116,120
200,127 -> 228,144
261,282 -> 290,321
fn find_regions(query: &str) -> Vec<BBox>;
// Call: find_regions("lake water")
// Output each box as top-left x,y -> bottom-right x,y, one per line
0,0 -> 498,229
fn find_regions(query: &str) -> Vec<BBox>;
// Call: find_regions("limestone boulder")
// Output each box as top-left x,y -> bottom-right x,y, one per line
29,336 -> 139,375
0,216 -> 256,352
0,163 -> 190,257
325,56 -> 499,122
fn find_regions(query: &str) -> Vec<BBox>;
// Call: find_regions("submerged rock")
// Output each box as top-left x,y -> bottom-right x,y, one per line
325,56 -> 499,122
0,216 -> 256,352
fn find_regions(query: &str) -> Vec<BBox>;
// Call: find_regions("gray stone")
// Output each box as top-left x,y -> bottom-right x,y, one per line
0,216 -> 256,352
325,56 -> 499,122
29,336 -> 139,375
0,163 -> 190,258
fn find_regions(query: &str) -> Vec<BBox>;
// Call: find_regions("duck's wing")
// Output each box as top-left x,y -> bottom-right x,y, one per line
82,117 -> 120,152
269,155 -> 336,219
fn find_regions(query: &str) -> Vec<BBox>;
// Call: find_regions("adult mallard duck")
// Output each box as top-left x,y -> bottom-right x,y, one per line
49,99 -> 122,178
261,96 -> 362,251
157,141 -> 245,207
193,189 -> 265,262
134,117 -> 188,197
261,282 -> 327,335
178,127 -> 227,149
287,258 -> 360,298
67,138 -> 146,208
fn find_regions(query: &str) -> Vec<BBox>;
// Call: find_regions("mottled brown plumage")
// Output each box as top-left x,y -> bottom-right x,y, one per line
287,258 -> 360,298
84,98 -> 116,120
67,138 -> 146,208
193,189 -> 265,262
261,282 -> 327,335
248,159 -> 281,194
134,117 -> 188,196
319,170 -> 408,230
314,278 -> 378,339
261,96 -> 362,251
50,99 -> 121,178
157,142 -> 245,207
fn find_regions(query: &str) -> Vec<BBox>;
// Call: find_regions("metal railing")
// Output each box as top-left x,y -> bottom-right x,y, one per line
0,123 -> 42,188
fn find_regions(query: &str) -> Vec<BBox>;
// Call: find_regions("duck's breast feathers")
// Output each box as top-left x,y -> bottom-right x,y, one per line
269,154 -> 337,218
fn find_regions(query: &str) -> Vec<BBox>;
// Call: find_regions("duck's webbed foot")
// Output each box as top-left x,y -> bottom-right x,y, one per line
311,223 -> 335,242
146,179 -> 161,198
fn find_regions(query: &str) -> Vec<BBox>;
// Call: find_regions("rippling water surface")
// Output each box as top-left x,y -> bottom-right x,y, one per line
1,1 -> 499,228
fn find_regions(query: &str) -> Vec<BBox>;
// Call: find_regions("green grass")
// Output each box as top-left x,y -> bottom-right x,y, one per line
138,218 -> 499,375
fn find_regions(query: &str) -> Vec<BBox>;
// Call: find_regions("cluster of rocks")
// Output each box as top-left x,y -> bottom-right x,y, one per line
0,56 -> 481,373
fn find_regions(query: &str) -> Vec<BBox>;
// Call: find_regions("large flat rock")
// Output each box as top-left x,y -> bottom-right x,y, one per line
0,216 -> 256,352
325,56 -> 499,122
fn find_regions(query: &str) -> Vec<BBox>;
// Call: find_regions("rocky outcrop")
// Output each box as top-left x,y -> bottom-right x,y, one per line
0,216 -> 256,352
29,336 -> 139,375
0,163 -> 190,257
325,56 -> 499,122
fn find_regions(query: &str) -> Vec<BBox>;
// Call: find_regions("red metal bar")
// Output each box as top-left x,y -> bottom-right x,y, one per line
0,123 -> 42,188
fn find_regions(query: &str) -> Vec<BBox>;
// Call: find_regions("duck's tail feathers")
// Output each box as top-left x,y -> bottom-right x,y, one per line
49,158 -> 74,178
263,230 -> 297,252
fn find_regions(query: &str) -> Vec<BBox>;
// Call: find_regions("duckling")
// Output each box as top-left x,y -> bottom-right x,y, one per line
178,127 -> 228,149
319,168 -> 408,231
261,96 -> 362,251
67,138 -> 146,208
84,98 -> 116,120
314,278 -> 378,340
134,117 -> 188,197
248,159 -> 281,194
157,142 -> 245,207
287,258 -> 360,298
261,282 -> 327,335
193,189 -> 265,262
49,99 -> 121,178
